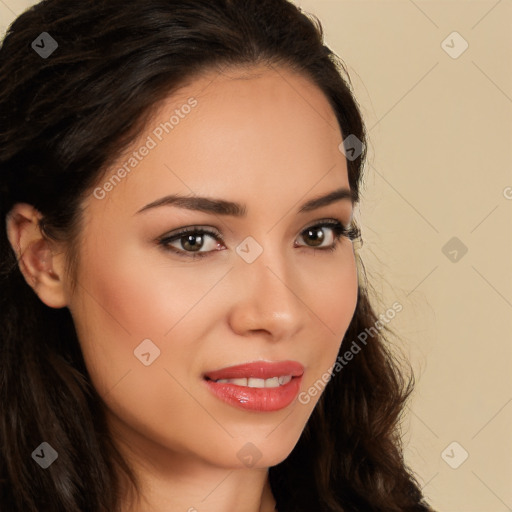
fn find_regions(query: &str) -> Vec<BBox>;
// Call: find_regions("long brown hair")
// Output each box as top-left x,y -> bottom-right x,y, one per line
0,0 -> 432,510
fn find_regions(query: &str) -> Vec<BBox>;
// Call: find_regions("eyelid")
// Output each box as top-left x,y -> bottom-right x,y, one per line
157,220 -> 348,245
303,217 -> 346,230
160,225 -> 223,240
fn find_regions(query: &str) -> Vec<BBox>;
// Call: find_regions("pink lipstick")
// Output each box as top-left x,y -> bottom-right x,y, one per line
203,360 -> 304,412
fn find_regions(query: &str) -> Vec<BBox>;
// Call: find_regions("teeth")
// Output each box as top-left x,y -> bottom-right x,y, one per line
216,378 -> 246,385
214,375 -> 292,388
259,377 -> 279,388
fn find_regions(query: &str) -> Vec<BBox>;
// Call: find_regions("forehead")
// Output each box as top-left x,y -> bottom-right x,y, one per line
87,64 -> 349,218
159,63 -> 343,155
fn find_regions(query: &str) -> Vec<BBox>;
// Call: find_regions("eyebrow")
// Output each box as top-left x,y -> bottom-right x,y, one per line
135,187 -> 356,217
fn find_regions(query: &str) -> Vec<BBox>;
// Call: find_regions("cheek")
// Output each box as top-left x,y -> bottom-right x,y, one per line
300,245 -> 358,385
69,237 -> 231,396
308,243 -> 358,332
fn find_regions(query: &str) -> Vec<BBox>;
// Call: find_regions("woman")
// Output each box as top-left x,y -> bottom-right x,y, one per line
0,0 -> 434,510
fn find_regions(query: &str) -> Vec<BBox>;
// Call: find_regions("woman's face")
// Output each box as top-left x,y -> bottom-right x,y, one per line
66,65 -> 358,470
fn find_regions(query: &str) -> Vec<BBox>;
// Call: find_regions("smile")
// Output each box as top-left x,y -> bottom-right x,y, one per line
202,360 -> 304,412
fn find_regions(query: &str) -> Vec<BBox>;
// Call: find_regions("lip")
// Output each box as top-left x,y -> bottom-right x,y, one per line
203,360 -> 304,381
203,360 -> 304,412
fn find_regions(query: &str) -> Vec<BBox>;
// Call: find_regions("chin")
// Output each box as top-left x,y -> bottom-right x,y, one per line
217,425 -> 306,470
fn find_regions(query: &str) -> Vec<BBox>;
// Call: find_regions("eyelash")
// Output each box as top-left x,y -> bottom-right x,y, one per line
157,219 -> 360,260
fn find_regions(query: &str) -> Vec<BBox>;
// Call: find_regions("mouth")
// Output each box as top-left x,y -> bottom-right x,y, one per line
205,375 -> 294,387
202,360 -> 304,412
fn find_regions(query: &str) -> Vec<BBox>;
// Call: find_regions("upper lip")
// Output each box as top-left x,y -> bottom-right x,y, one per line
203,360 -> 304,381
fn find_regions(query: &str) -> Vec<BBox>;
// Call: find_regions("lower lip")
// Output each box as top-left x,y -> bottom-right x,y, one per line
203,376 -> 302,412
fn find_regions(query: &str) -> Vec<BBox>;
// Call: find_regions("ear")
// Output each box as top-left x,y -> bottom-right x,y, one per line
6,203 -> 69,308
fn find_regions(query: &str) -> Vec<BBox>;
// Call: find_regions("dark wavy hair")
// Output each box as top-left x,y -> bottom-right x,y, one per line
0,0 -> 433,511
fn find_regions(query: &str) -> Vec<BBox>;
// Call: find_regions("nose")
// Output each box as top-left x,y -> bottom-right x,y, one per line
226,245 -> 307,341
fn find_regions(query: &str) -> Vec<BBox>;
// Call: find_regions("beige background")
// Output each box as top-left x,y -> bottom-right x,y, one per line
2,1 -> 511,510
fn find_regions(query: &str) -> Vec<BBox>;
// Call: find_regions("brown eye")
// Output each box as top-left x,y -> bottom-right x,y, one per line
295,219 -> 357,252
180,233 -> 205,252
158,227 -> 224,259
297,224 -> 336,249
302,227 -> 326,247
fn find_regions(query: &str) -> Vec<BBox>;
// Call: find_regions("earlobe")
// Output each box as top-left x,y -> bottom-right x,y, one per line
6,203 -> 68,309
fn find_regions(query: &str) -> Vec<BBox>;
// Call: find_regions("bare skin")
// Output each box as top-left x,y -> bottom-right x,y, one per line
7,64 -> 358,512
